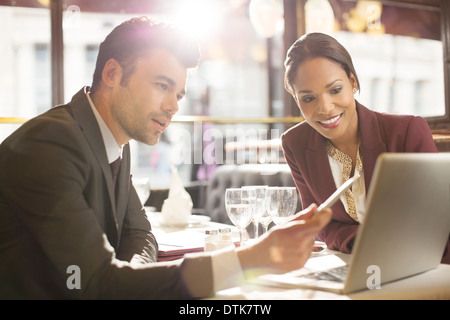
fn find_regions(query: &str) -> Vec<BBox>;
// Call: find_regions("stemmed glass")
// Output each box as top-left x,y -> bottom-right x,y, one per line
225,188 -> 257,247
243,185 -> 268,239
265,187 -> 298,225
259,206 -> 272,234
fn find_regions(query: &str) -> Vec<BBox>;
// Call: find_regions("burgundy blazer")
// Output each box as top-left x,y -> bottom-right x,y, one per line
281,102 -> 450,264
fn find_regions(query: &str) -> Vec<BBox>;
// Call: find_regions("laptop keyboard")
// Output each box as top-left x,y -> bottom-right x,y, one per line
302,265 -> 348,283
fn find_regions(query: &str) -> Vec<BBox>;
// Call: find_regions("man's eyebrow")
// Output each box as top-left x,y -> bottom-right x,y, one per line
296,79 -> 343,94
155,75 -> 186,96
155,75 -> 175,86
156,75 -> 186,97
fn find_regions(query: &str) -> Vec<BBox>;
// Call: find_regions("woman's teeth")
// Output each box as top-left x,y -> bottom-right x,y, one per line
319,114 -> 341,125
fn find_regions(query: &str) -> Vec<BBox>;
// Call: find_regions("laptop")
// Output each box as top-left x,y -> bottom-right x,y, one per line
255,153 -> 450,294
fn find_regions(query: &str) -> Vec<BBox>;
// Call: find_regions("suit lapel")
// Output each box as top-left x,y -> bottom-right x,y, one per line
357,103 -> 387,193
69,87 -> 119,245
305,133 -> 339,205
114,144 -> 131,227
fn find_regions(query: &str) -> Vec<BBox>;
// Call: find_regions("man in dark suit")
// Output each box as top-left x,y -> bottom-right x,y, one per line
0,17 -> 331,299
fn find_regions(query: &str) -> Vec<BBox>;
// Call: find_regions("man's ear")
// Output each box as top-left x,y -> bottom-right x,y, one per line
102,58 -> 122,88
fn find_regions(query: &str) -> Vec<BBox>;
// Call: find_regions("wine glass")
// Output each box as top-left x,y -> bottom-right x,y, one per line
132,177 -> 151,205
242,185 -> 268,239
265,187 -> 298,225
224,188 -> 256,247
259,206 -> 272,234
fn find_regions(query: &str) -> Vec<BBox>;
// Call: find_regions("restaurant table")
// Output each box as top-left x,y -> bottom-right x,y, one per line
212,256 -> 450,300
147,209 -> 450,300
146,210 -> 243,261
212,244 -> 450,300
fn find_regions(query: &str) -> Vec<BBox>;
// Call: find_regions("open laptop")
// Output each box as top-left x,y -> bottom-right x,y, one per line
255,153 -> 450,294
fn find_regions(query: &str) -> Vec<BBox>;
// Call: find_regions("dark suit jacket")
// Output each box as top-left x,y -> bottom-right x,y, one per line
281,102 -> 450,264
0,87 -> 213,299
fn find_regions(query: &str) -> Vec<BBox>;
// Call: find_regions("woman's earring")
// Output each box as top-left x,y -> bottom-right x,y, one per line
353,88 -> 357,94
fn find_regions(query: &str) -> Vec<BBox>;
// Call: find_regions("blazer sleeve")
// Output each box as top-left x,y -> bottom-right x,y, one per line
402,116 -> 438,152
116,184 -> 158,264
317,220 -> 358,254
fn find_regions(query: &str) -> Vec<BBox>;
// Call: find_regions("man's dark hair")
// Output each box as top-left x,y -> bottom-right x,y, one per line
90,16 -> 200,94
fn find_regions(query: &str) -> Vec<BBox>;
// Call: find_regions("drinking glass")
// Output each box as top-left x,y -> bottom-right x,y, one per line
132,177 -> 151,205
225,188 -> 256,247
259,207 -> 272,234
265,187 -> 298,225
243,185 -> 268,239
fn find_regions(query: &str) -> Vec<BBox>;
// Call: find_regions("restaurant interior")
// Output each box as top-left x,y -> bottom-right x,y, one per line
1,0 -> 450,299
2,0 -> 447,213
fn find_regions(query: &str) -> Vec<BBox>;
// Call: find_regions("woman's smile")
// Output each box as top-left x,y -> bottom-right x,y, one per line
317,113 -> 342,129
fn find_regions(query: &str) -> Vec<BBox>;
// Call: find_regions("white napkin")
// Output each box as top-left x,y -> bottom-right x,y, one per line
161,166 -> 193,226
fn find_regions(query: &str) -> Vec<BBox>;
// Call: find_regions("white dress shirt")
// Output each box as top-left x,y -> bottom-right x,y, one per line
86,91 -> 123,163
328,154 -> 367,223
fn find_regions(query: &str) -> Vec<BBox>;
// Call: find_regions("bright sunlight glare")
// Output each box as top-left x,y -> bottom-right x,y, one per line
170,0 -> 225,41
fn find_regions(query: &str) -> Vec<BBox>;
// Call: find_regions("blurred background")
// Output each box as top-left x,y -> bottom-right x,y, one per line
0,0 -> 447,188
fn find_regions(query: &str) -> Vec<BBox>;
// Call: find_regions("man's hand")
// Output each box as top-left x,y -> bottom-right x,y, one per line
237,204 -> 331,277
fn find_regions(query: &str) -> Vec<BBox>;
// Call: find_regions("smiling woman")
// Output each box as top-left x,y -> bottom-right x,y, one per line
280,31 -> 448,264
0,0 -> 449,191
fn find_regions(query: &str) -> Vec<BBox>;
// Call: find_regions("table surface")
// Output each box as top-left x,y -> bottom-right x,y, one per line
212,258 -> 450,300
147,210 -> 450,300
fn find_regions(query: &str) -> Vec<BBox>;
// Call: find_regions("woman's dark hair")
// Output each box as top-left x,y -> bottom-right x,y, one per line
284,32 -> 360,96
90,16 -> 200,94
